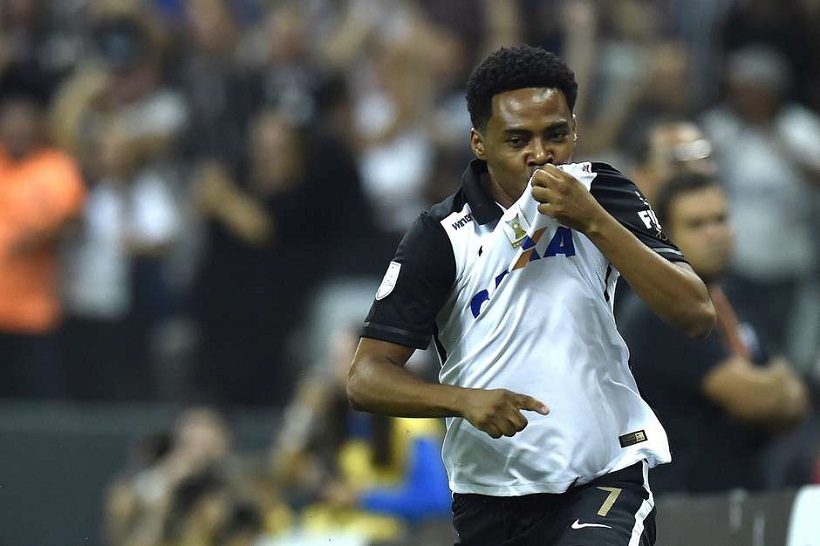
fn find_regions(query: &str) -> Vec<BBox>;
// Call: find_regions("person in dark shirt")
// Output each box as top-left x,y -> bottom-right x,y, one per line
192,97 -> 381,407
619,172 -> 809,494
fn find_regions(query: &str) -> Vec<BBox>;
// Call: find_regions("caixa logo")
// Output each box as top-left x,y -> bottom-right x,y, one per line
470,226 -> 575,318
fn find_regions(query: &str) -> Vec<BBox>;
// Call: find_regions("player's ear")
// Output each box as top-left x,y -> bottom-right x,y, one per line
470,128 -> 487,160
572,113 -> 578,143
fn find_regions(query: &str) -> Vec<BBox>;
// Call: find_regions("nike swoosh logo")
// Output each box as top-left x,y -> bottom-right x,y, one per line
571,519 -> 613,530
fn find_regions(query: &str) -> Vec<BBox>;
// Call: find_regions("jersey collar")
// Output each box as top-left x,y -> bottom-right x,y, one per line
461,159 -> 503,225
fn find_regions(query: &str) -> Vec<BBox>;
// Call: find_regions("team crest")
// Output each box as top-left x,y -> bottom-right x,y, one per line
375,261 -> 401,300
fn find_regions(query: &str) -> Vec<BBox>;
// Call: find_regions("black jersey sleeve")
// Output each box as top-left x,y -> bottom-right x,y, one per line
589,162 -> 687,263
361,212 -> 456,349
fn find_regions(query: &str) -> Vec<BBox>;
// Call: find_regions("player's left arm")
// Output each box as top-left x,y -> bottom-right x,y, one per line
531,164 -> 715,338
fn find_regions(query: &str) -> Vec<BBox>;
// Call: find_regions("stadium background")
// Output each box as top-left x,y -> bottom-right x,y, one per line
1,0 -> 819,545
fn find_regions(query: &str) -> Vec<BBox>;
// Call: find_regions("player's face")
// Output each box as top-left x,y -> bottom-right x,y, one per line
667,186 -> 733,280
471,88 -> 576,207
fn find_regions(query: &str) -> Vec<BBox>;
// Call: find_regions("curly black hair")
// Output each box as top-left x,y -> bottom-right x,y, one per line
466,45 -> 578,131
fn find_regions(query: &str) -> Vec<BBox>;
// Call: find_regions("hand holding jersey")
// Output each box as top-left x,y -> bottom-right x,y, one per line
530,164 -> 609,233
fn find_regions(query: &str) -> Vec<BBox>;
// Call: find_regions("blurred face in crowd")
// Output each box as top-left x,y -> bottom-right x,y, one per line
666,185 -> 733,280
192,489 -> 231,534
633,122 -> 715,204
609,0 -> 661,41
186,0 -> 237,54
725,47 -> 789,123
96,122 -> 137,178
265,5 -> 305,64
471,88 -> 576,206
647,42 -> 689,109
249,111 -> 303,192
174,408 -> 231,468
0,99 -> 43,160
728,81 -> 780,123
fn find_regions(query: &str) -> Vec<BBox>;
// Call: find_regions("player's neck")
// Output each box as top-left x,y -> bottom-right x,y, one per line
484,178 -> 522,209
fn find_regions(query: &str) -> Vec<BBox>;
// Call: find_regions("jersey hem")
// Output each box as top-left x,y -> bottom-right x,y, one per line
449,454 -> 670,496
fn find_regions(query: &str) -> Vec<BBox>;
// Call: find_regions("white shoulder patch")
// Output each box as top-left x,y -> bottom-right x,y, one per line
375,261 -> 401,300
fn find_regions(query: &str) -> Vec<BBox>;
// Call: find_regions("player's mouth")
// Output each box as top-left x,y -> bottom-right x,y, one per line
528,158 -> 559,176
528,163 -> 552,176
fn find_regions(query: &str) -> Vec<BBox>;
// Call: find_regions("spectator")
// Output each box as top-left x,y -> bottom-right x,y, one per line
719,0 -> 818,108
0,0 -> 74,98
103,406 -> 246,546
242,3 -> 323,125
304,73 -> 388,278
61,120 -> 181,401
161,471 -> 234,546
52,10 -> 187,400
574,0 -> 673,160
0,90 -> 85,399
317,0 -> 458,236
270,324 -> 450,543
52,12 -> 187,172
614,119 -> 716,316
191,110 -> 328,406
217,503 -> 266,546
104,431 -> 174,545
630,120 -> 716,206
619,172 -> 810,494
176,0 -> 257,169
701,45 -> 820,362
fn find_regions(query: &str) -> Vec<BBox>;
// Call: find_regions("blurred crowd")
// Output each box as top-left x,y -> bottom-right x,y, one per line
101,320 -> 452,546
2,0 -> 820,544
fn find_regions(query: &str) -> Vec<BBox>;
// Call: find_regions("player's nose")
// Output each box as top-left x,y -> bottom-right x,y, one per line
527,140 -> 554,168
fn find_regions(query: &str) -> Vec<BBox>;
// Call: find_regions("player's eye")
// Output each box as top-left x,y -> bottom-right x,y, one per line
506,137 -> 526,147
548,131 -> 569,142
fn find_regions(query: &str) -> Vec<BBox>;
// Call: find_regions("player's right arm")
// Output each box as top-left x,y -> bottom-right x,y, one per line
348,337 -> 548,438
348,211 -> 547,438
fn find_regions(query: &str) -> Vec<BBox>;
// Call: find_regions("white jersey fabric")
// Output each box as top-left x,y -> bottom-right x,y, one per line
362,160 -> 681,496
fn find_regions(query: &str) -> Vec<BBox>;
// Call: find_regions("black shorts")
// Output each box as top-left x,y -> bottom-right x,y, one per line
452,461 -> 656,546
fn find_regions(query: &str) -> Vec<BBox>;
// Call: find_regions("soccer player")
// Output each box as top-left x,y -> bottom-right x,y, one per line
347,45 -> 715,546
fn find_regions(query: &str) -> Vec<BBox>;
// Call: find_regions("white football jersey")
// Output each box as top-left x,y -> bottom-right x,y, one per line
363,160 -> 681,495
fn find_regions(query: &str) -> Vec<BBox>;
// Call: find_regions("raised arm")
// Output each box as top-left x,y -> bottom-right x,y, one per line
582,214 -> 714,338
531,164 -> 715,338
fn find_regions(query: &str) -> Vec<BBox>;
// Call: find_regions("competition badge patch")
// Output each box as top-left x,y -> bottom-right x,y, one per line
502,210 -> 531,248
375,261 -> 401,300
